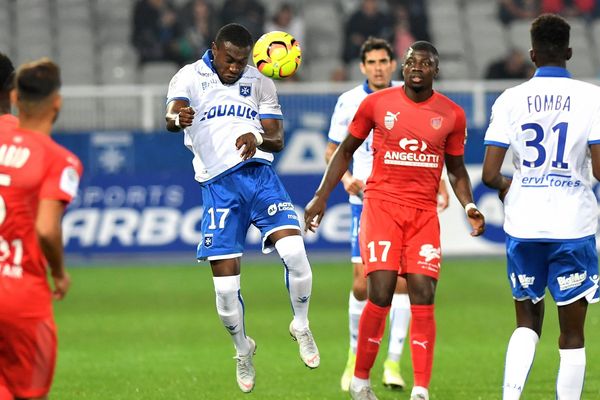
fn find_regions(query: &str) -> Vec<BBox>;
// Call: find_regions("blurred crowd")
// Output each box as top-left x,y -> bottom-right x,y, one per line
499,0 -> 600,26
131,0 -> 600,81
132,0 -> 302,66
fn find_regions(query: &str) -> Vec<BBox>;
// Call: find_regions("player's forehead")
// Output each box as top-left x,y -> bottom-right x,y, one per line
403,48 -> 435,63
364,48 -> 391,63
218,41 -> 251,61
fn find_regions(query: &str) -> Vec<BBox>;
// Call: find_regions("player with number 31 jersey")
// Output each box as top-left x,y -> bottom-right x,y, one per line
484,68 -> 600,240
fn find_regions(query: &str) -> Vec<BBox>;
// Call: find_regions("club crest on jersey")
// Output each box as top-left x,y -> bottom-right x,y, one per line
384,111 -> 400,129
203,234 -> 213,248
239,84 -> 252,97
430,116 -> 443,130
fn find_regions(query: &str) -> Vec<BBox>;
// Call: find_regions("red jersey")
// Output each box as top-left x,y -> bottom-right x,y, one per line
349,87 -> 466,211
0,114 -> 18,132
0,126 -> 82,319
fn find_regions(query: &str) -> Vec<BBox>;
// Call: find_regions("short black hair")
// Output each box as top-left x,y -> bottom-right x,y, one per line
16,58 -> 61,102
215,23 -> 253,48
0,52 -> 14,92
360,37 -> 394,63
408,41 -> 439,61
531,14 -> 570,59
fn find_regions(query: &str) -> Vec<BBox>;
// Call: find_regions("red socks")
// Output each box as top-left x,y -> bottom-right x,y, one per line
410,304 -> 436,388
354,300 -> 390,379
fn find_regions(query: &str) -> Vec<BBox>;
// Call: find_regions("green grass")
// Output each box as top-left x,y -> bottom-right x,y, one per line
51,258 -> 600,399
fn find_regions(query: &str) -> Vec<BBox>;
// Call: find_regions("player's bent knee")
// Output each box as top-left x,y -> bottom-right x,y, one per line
275,235 -> 311,274
213,275 -> 241,311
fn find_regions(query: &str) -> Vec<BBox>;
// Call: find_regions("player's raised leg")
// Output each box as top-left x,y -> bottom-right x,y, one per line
270,230 -> 320,368
211,259 -> 256,393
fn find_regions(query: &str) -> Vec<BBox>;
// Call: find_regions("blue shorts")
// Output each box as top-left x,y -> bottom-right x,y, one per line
350,204 -> 362,264
197,163 -> 300,261
506,235 -> 599,306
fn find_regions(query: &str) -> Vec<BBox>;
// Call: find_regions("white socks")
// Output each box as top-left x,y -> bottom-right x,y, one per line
556,348 -> 585,400
349,292 -> 367,354
348,292 -> 410,359
213,275 -> 251,355
388,293 -> 410,362
503,327 -> 539,400
275,235 -> 313,331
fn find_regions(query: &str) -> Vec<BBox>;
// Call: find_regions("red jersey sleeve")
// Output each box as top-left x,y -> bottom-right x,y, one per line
445,103 -> 467,156
348,94 -> 375,140
40,148 -> 83,204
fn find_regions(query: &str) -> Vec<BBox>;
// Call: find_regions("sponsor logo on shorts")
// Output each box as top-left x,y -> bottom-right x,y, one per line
268,202 -> 295,216
557,271 -> 587,291
419,244 -> 440,262
268,204 -> 277,216
417,244 -> 441,273
514,273 -> 535,288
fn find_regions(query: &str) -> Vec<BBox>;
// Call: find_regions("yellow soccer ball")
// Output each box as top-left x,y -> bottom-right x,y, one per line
253,31 -> 302,80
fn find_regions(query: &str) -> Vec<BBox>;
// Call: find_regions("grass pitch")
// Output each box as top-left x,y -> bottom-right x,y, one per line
51,257 -> 600,399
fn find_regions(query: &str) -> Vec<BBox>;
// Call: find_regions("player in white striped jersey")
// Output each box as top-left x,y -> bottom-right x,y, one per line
482,14 -> 600,400
327,37 -> 449,394
165,23 -> 319,394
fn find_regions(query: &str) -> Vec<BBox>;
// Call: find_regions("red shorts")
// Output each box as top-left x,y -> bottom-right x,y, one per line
359,198 -> 442,279
0,316 -> 56,398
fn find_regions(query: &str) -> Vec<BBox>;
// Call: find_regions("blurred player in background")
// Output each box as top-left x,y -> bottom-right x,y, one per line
306,41 -> 485,400
327,36 -> 450,392
482,14 -> 600,400
0,58 -> 83,400
0,53 -> 16,128
165,23 -> 319,394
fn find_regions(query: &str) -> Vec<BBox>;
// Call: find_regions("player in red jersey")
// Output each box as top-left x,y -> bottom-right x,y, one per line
0,52 -> 17,129
305,41 -> 485,400
0,58 -> 83,400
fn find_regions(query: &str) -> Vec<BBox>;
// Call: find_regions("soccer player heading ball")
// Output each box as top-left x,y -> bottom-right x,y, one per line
305,41 -> 485,400
165,23 -> 319,394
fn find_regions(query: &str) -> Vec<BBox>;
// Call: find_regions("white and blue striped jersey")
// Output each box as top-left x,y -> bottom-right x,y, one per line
484,67 -> 600,240
327,80 -> 400,205
167,50 -> 283,183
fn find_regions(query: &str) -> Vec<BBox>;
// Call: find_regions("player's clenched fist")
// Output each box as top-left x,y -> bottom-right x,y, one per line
177,106 -> 195,128
236,132 -> 262,160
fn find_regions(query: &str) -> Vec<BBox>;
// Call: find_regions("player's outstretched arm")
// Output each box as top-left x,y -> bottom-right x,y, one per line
165,99 -> 195,132
445,154 -> 485,237
36,199 -> 71,300
482,145 -> 512,201
304,134 -> 363,232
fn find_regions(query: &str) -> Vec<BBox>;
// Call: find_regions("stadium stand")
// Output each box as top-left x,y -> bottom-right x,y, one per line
0,0 -> 598,132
